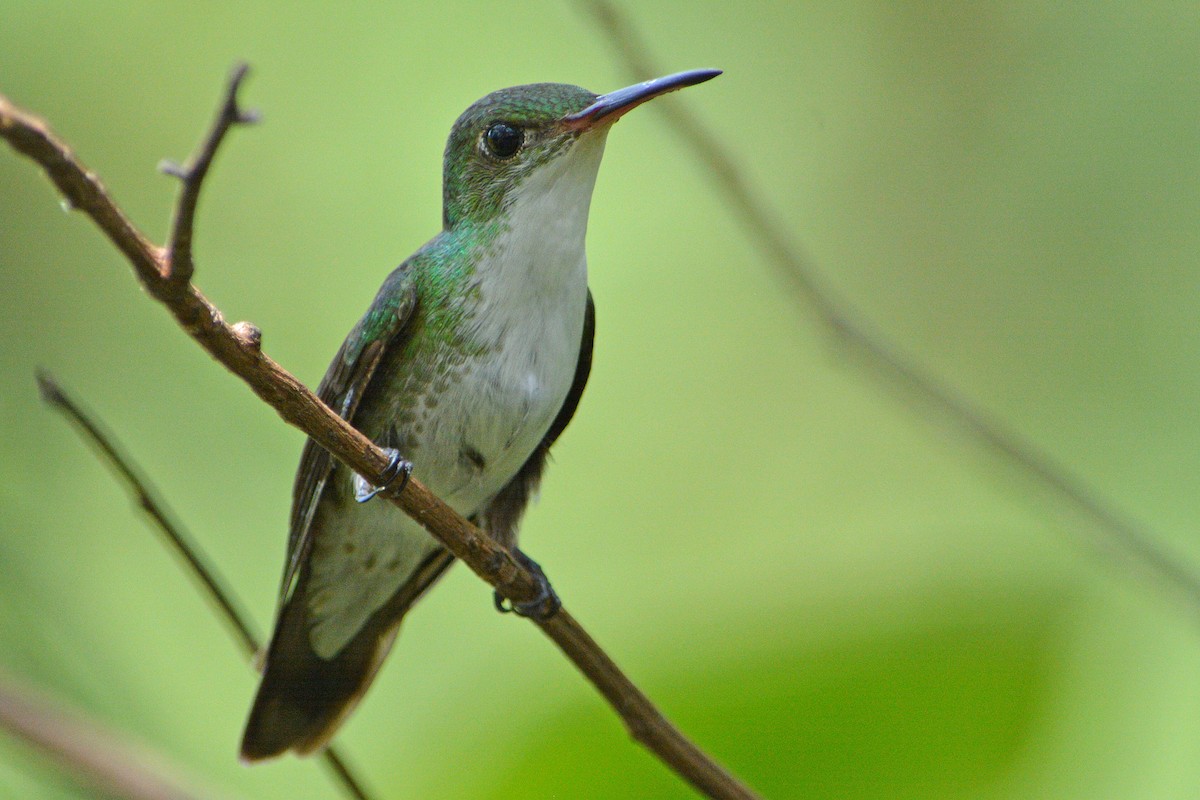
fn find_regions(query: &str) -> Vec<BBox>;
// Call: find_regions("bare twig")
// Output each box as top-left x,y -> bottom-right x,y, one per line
160,62 -> 259,289
1,70 -> 759,799
0,671 -> 222,800
579,0 -> 1200,609
34,372 -> 375,800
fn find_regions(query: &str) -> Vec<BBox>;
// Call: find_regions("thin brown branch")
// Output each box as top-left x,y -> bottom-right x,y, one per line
160,62 -> 259,289
1,71 -> 760,799
579,0 -> 1200,611
34,371 -> 375,800
0,671 -> 222,800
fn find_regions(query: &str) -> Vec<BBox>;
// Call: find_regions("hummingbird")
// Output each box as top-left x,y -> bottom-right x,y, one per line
240,68 -> 721,761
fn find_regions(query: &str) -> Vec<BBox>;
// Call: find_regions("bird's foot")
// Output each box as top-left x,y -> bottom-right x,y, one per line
494,549 -> 561,620
354,448 -> 413,503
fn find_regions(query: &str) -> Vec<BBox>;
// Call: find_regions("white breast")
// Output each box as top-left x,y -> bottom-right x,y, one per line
430,132 -> 608,506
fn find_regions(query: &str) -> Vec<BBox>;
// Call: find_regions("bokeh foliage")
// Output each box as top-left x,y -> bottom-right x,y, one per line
1,2 -> 1198,798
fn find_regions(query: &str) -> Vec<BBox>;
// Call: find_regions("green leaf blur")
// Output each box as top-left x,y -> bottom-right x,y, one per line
1,2 -> 1197,798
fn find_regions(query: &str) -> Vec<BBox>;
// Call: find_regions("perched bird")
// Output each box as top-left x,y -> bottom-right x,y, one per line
241,69 -> 721,760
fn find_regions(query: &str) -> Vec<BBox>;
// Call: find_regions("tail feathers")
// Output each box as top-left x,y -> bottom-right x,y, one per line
239,604 -> 396,760
240,549 -> 456,761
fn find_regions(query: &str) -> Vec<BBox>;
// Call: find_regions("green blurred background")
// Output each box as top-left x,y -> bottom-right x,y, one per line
2,2 -> 1199,798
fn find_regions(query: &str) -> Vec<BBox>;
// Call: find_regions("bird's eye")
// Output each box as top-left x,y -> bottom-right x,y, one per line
484,122 -> 523,159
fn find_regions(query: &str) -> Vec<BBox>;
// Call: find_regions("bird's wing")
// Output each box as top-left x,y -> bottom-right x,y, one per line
480,290 -> 595,545
277,264 -> 419,606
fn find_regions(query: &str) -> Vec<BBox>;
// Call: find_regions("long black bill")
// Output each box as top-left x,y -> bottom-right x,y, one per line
562,68 -> 722,130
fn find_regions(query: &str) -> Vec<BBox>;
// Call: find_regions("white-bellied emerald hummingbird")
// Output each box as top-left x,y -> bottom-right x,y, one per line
241,68 -> 721,760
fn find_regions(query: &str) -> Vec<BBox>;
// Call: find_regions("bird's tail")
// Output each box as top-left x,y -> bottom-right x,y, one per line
240,549 -> 456,761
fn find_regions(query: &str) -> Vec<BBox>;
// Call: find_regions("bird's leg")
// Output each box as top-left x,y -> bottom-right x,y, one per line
354,447 -> 413,503
494,549 -> 561,620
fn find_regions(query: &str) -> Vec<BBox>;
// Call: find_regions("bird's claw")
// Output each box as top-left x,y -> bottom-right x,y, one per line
494,550 -> 561,620
354,448 -> 413,503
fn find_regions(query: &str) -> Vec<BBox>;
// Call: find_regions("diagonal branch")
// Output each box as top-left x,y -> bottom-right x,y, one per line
1,70 -> 760,800
578,0 -> 1200,612
0,92 -> 163,286
35,371 -> 374,800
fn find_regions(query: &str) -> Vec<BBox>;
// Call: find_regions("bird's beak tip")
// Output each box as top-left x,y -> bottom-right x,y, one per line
562,68 -> 722,131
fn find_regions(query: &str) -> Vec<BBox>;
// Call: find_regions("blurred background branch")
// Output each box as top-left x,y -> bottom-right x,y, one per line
581,0 -> 1200,612
0,671 -> 223,800
35,372 -> 374,800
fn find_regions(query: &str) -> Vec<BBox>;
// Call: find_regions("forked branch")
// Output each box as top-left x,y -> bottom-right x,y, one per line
1,67 -> 759,800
